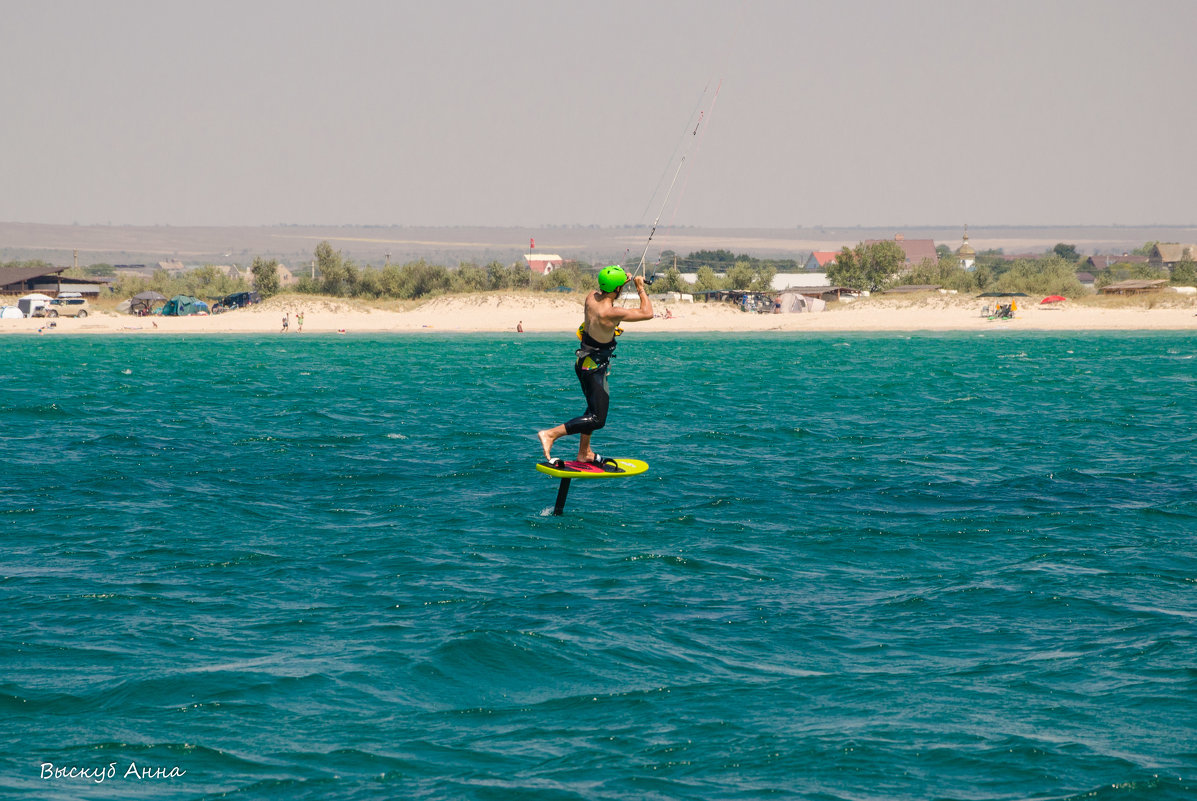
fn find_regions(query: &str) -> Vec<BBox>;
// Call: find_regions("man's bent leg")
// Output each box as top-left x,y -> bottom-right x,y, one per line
538,424 -> 567,461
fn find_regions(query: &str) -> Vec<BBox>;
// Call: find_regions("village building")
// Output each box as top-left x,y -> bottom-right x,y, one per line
0,265 -> 111,297
804,251 -> 838,271
956,226 -> 976,270
1086,254 -> 1151,271
1100,279 -> 1168,295
1148,243 -> 1197,268
525,253 -> 564,275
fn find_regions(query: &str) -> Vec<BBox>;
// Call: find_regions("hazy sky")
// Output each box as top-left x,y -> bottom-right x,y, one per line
3,0 -> 1195,229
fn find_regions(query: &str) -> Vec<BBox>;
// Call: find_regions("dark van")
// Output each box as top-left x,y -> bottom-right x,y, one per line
221,291 -> 262,310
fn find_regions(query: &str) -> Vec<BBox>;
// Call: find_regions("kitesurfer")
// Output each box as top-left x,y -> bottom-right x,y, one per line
538,266 -> 653,468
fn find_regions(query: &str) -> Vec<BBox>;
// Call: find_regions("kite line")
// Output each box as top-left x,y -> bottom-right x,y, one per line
631,80 -> 723,280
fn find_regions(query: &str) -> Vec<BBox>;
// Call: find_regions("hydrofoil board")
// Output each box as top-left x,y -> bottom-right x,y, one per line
536,458 -> 648,479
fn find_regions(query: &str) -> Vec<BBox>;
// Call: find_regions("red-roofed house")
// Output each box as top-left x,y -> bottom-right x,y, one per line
865,233 -> 938,267
525,253 -> 564,275
804,251 -> 838,271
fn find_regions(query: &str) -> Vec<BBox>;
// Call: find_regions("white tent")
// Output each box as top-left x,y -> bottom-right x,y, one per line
17,293 -> 53,317
0,305 -> 24,318
776,292 -> 826,313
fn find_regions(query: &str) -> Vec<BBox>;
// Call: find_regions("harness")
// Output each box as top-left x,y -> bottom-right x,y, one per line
576,329 -> 616,371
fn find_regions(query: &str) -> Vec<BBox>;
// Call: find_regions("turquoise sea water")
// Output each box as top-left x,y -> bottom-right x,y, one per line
2,332 -> 1195,800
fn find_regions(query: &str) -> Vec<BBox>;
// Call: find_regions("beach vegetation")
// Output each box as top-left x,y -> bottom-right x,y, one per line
389,260 -> 453,299
1094,261 -> 1168,290
250,257 -> 281,297
451,264 -> 490,293
972,263 -> 995,290
667,249 -> 801,275
652,265 -> 688,293
485,260 -> 527,290
532,263 -> 591,293
903,257 -> 978,293
287,241 -> 602,299
991,256 -> 1085,296
693,265 -> 722,292
314,241 -> 352,296
1170,258 -> 1197,286
109,266 -> 249,304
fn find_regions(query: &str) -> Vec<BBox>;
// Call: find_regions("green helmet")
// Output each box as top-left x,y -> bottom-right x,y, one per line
597,265 -> 629,294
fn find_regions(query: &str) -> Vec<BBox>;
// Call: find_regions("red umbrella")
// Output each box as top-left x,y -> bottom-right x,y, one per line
1040,295 -> 1066,304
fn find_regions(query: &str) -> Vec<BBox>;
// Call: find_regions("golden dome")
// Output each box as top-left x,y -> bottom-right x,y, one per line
956,226 -> 975,257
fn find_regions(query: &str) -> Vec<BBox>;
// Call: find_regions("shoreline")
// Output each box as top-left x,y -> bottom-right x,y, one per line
2,292 -> 1195,335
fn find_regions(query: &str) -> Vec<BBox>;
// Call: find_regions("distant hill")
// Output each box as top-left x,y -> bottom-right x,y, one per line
2,221 -> 1194,269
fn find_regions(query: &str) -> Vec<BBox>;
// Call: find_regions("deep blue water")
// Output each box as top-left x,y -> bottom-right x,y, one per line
2,332 -> 1195,800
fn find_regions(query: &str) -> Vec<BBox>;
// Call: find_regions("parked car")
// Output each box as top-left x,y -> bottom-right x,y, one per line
45,294 -> 91,318
221,291 -> 262,310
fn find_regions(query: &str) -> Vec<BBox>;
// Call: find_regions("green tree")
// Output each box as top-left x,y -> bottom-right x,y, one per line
687,249 -> 738,269
654,265 -> 687,293
1171,259 -> 1197,286
534,264 -> 590,292
1052,243 -> 1080,262
315,241 -> 349,295
725,261 -> 755,290
1132,241 -> 1159,257
905,257 -> 978,293
452,263 -> 489,293
828,241 -> 904,292
251,257 -> 281,297
486,260 -> 531,290
973,263 -> 994,291
342,260 -> 362,295
693,265 -> 722,292
356,269 -> 383,298
395,260 -> 451,299
181,265 -> 245,298
751,263 -> 776,292
992,256 -> 1085,296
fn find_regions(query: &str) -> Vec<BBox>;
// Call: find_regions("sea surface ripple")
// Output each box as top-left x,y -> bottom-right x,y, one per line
2,332 -> 1195,800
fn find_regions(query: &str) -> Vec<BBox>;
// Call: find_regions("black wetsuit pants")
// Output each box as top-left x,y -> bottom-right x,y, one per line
563,348 -> 611,436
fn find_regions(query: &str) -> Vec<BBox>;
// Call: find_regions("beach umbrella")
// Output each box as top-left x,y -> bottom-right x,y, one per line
129,290 -> 168,314
1040,295 -> 1066,304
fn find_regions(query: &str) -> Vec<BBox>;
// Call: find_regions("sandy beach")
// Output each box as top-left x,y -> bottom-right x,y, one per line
2,291 -> 1195,335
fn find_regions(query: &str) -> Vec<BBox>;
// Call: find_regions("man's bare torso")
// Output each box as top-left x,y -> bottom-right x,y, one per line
583,292 -> 618,343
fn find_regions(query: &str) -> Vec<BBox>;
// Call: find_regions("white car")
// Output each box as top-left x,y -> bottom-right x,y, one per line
44,295 -> 91,318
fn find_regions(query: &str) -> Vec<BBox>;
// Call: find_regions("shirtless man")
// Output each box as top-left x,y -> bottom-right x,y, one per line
538,265 -> 653,467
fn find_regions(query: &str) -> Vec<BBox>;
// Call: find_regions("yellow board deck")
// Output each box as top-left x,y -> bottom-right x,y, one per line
535,458 -> 649,479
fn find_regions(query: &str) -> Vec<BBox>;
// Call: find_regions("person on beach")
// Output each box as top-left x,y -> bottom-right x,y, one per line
297,312 -> 304,332
537,266 -> 653,468
281,312 -> 289,333
517,320 -> 523,333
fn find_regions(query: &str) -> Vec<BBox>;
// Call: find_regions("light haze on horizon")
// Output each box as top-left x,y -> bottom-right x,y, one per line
3,0 -> 1194,230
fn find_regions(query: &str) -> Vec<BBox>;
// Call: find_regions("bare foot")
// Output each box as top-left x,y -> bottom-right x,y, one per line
577,449 -> 596,462
537,429 -> 556,461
